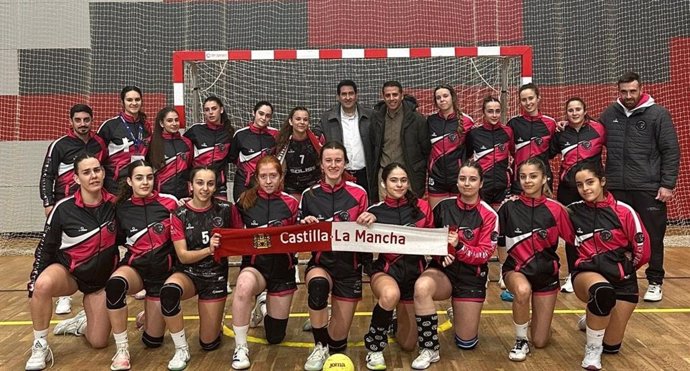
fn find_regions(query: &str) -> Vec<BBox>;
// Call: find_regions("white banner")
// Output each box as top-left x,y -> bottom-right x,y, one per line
331,222 -> 449,255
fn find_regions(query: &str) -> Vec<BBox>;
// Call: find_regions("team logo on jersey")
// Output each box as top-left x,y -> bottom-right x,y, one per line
491,231 -> 499,242
537,229 -> 548,239
599,229 -> 612,241
217,143 -> 226,152
253,234 -> 271,249
581,140 -> 592,149
153,222 -> 165,234
107,221 -> 116,233
635,120 -> 647,131
212,217 -> 224,227
497,143 -> 506,152
534,137 -> 543,146
463,228 -> 474,240
180,153 -> 187,161
336,211 -> 350,221
634,232 -> 645,244
449,133 -> 458,142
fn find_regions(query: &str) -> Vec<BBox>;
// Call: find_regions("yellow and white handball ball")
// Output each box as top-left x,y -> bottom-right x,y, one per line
322,353 -> 355,371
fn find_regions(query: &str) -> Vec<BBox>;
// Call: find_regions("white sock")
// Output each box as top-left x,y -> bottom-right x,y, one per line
514,321 -> 529,340
585,326 -> 605,347
170,329 -> 188,349
233,324 -> 249,347
113,331 -> 129,348
34,328 -> 49,341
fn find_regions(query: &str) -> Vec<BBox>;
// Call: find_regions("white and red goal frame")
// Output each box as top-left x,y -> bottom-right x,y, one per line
171,45 -> 533,126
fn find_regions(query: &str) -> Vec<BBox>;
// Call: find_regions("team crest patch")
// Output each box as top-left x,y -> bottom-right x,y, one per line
491,231 -> 499,241
534,137 -> 543,146
212,217 -> 223,227
537,229 -> 548,239
253,234 -> 271,249
337,211 -> 350,221
599,230 -> 612,241
107,221 -> 116,233
217,143 -> 226,152
580,140 -> 592,149
449,133 -> 458,142
497,143 -> 506,152
153,222 -> 165,234
463,229 -> 474,240
635,232 -> 645,244
635,120 -> 647,131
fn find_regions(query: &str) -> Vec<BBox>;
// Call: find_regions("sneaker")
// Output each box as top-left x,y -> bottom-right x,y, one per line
446,306 -> 454,323
498,274 -> 506,290
365,351 -> 386,370
167,346 -> 191,371
135,311 -> 146,331
302,318 -> 313,332
133,289 -> 146,300
249,292 -> 267,328
304,343 -> 329,371
581,343 -> 603,370
500,289 -> 514,302
508,338 -> 530,362
411,348 -> 440,370
55,296 -> 72,315
227,283 -> 233,295
53,309 -> 86,336
110,346 -> 131,371
643,284 -> 663,302
577,314 -> 586,332
231,345 -> 250,370
561,274 -> 574,293
25,338 -> 53,371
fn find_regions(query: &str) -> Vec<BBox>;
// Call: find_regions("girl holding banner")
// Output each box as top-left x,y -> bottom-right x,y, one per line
356,162 -> 434,370
300,142 -> 369,371
229,156 -> 300,370
411,160 -> 499,370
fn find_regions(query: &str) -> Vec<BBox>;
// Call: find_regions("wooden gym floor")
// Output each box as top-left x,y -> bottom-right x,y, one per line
1,248 -> 690,370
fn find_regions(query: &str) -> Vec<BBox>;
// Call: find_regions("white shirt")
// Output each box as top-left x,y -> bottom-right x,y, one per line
340,107 -> 366,170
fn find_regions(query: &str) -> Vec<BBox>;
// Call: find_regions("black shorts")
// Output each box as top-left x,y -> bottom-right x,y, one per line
427,259 -> 488,301
74,275 -> 106,296
241,254 -> 297,296
427,176 -> 459,197
182,270 -> 228,301
370,256 -> 426,302
573,251 -> 639,304
503,252 -> 560,294
307,252 -> 363,300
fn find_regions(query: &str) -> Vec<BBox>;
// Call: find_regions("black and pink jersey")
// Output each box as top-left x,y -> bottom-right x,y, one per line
153,132 -> 194,199
498,194 -> 574,271
117,192 -> 178,276
184,121 -> 232,195
282,132 -> 324,194
427,112 -> 475,186
171,200 -> 232,279
299,179 -> 369,271
568,192 -> 650,277
39,130 -> 108,207
433,197 -> 498,266
229,124 -> 279,190
507,113 -> 556,186
97,113 -> 151,193
550,120 -> 606,187
466,121 -> 514,202
28,189 -> 118,297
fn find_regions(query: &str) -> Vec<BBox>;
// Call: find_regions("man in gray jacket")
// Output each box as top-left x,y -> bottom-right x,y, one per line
600,71 -> 680,302
315,80 -> 374,198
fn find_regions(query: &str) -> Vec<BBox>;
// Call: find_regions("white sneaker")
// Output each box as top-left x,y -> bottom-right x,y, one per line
365,351 -> 386,370
561,274 -> 574,293
55,296 -> 72,315
304,343 -> 329,371
135,310 -> 146,331
227,283 -> 233,295
581,343 -> 603,370
232,345 -> 250,370
110,346 -> 131,371
508,338 -> 530,362
498,274 -> 506,290
167,346 -> 191,371
133,289 -> 146,300
411,348 -> 440,370
643,284 -> 663,302
25,338 -> 53,371
577,314 -> 586,332
53,309 -> 87,336
446,306 -> 454,323
249,292 -> 267,328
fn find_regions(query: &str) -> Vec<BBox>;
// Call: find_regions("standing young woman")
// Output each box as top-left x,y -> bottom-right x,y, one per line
98,86 -> 150,193
274,106 -> 323,201
498,157 -> 574,362
229,155 -> 299,370
184,96 -> 234,198
549,98 -> 606,293
228,101 -> 279,201
568,163 -> 650,370
426,84 -> 475,209
105,160 -> 179,371
26,154 -> 118,371
355,162 -> 434,370
162,167 -> 232,370
506,83 -> 557,194
300,142 -> 369,371
410,160 -> 498,370
147,107 -> 194,199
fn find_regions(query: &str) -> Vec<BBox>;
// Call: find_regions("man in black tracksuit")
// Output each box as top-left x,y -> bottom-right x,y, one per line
599,72 -> 679,302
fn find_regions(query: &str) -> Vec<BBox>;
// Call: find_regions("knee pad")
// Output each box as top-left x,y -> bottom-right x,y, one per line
603,342 -> 621,354
105,276 -> 129,310
141,331 -> 164,348
160,283 -> 182,317
199,334 -> 221,351
328,337 -> 347,354
307,277 -> 330,311
587,282 -> 616,317
264,315 -> 288,344
455,334 -> 479,350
